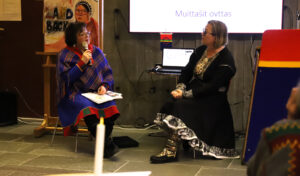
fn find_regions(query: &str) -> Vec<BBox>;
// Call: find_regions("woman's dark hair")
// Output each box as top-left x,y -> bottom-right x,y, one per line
64,22 -> 86,47
75,1 -> 92,15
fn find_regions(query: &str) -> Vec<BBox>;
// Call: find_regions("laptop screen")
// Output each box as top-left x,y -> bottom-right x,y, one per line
162,48 -> 194,67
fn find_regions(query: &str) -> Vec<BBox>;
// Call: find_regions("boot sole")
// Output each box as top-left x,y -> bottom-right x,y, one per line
150,156 -> 178,164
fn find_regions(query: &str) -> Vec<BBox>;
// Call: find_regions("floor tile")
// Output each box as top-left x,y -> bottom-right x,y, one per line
196,167 -> 247,176
0,165 -> 88,176
0,153 -> 39,165
117,161 -> 201,176
0,122 -> 247,176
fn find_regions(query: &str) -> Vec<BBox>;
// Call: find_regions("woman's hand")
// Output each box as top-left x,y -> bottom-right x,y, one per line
97,85 -> 107,95
171,89 -> 183,99
81,50 -> 92,65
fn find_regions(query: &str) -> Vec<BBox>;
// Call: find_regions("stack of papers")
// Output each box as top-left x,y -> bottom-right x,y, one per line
82,91 -> 123,104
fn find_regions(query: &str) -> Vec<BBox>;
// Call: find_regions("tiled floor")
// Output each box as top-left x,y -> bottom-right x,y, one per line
0,119 -> 247,176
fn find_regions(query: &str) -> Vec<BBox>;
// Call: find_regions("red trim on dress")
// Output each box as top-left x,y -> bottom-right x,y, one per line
63,105 -> 119,136
63,126 -> 74,136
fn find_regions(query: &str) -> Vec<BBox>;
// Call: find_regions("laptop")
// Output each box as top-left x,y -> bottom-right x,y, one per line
156,48 -> 194,74
155,48 -> 194,74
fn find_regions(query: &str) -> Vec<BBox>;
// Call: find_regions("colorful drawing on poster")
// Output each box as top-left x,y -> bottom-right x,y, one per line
44,0 -> 99,52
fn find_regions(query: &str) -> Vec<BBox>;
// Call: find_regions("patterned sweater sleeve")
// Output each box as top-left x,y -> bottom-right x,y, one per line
57,50 -> 86,86
96,48 -> 114,91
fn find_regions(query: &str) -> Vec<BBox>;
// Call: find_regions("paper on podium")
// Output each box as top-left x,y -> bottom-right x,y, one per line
82,91 -> 123,104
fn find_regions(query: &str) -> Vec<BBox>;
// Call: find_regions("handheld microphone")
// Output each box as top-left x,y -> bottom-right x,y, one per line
82,41 -> 88,51
82,42 -> 92,65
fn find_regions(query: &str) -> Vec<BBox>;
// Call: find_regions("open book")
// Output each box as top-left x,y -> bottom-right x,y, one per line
82,91 -> 123,104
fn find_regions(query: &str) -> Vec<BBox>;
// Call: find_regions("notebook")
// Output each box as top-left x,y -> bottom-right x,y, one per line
156,48 -> 194,74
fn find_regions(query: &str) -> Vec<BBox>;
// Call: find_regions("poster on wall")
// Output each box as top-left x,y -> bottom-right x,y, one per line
0,0 -> 22,21
43,0 -> 99,52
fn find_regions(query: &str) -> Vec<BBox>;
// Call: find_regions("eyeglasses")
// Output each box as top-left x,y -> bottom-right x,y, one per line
203,29 -> 215,36
75,9 -> 88,14
79,32 -> 91,37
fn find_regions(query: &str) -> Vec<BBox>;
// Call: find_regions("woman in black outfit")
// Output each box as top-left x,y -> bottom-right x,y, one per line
150,20 -> 239,163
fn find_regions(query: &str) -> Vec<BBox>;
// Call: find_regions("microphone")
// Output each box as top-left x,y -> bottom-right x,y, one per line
82,41 -> 88,51
82,42 -> 92,65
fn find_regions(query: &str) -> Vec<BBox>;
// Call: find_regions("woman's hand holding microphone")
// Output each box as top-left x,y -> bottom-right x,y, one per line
81,50 -> 92,65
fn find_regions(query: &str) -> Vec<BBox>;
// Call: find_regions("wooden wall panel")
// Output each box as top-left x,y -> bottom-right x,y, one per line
0,0 -> 44,118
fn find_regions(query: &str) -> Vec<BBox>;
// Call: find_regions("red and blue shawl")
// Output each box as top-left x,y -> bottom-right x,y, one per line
56,44 -> 119,135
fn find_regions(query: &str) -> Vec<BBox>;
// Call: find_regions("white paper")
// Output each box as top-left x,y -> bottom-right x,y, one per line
82,91 -> 123,104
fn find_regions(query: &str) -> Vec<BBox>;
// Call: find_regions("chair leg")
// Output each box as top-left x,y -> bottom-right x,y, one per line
88,132 -> 93,141
50,117 -> 59,146
50,117 -> 80,153
75,132 -> 78,152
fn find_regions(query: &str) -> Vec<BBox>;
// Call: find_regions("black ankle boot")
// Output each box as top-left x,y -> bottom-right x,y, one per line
104,138 -> 119,158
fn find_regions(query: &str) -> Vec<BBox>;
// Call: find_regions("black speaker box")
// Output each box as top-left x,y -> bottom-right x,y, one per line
0,91 -> 17,126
